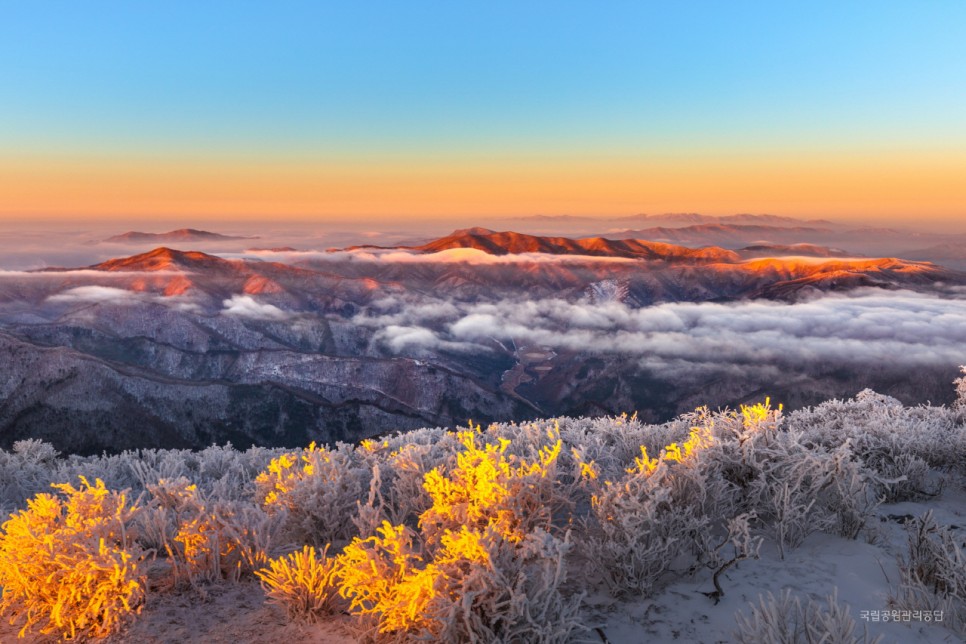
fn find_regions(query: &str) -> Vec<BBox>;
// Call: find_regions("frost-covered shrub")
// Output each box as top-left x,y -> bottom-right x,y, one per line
888,511 -> 966,635
256,442 -> 372,547
336,428 -> 582,642
585,466 -> 707,595
581,424 -> 717,595
433,528 -> 581,644
337,523 -> 581,643
818,447 -> 881,540
556,412 -> 692,484
418,428 -> 562,544
140,477 -> 288,587
701,512 -> 762,602
954,366 -> 966,421
731,418 -> 883,555
0,477 -> 146,640
790,389 -> 966,476
127,444 -> 283,501
256,545 -> 341,621
0,439 -> 63,514
899,511 -> 966,597
352,433 -> 459,531
734,589 -> 883,644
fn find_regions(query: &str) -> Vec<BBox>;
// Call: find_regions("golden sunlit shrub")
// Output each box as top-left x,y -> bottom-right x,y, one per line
256,442 -> 371,547
740,397 -> 783,431
256,545 -> 341,621
626,423 -> 715,477
336,522 -> 582,643
419,428 -> 562,545
336,521 -> 434,637
334,428 -> 581,642
0,476 -> 145,640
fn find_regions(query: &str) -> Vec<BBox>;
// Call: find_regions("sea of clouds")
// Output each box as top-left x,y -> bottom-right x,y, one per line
353,288 -> 966,375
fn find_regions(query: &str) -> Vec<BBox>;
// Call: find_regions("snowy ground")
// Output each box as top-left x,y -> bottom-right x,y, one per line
592,479 -> 966,644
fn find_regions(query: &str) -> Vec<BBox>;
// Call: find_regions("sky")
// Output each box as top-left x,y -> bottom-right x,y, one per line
1,2 -> 965,227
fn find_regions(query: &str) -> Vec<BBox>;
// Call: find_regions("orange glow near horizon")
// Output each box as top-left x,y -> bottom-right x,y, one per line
2,150 -> 965,226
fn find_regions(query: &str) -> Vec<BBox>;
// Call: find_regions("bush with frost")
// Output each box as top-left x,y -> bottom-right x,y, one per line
0,439 -> 63,516
256,544 -> 341,621
0,477 -> 145,640
417,428 -> 562,544
749,438 -> 884,553
334,427 -> 582,642
889,511 -> 966,635
139,477 -> 287,588
581,423 -> 718,595
790,388 -> 965,480
256,442 -> 373,547
735,589 -> 883,644
351,432 -> 460,534
704,399 -> 885,555
954,366 -> 966,421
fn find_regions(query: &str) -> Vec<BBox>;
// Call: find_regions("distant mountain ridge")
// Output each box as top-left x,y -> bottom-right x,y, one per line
348,228 -> 853,263
609,224 -> 838,247
104,229 -> 254,243
613,213 -> 839,227
508,213 -> 839,228
737,243 -> 855,259
606,223 -> 966,256
401,228 -> 740,263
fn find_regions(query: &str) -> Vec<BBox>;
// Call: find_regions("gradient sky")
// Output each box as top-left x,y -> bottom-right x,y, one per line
2,2 -> 965,226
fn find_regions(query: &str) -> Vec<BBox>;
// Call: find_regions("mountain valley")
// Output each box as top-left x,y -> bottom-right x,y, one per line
1,224 -> 964,452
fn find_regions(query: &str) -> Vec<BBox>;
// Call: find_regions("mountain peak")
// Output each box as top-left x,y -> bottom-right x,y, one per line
404,229 -> 741,262
104,229 -> 253,244
92,247 -> 234,272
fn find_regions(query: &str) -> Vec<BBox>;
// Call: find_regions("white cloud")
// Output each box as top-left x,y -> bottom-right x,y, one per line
375,324 -> 484,355
42,285 -> 205,313
353,289 -> 966,374
221,294 -> 292,321
46,286 -> 138,304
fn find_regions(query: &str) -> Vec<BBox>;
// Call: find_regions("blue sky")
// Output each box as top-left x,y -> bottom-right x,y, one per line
1,2 -> 965,221
3,2 -> 963,155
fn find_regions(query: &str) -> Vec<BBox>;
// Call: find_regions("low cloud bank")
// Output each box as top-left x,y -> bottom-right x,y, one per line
221,295 -> 292,321
46,286 -> 139,305
43,286 -> 203,313
354,289 -> 966,373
